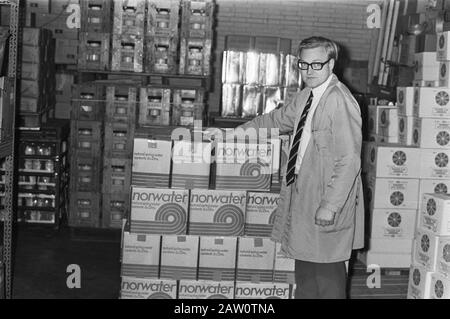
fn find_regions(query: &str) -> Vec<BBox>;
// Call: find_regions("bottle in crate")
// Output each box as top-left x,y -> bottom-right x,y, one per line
102,157 -> 132,194
69,192 -> 101,228
71,84 -> 106,121
80,0 -> 112,33
172,89 -> 205,126
145,36 -> 178,74
105,86 -> 137,124
104,122 -> 135,158
70,155 -> 102,193
113,0 -> 145,37
78,32 -> 111,71
180,0 -> 215,39
179,37 -> 212,76
102,193 -> 129,229
111,34 -> 144,73
147,0 -> 180,38
138,87 -> 171,126
70,120 -> 103,157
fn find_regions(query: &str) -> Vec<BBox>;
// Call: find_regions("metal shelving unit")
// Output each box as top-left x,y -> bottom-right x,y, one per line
0,0 -> 20,300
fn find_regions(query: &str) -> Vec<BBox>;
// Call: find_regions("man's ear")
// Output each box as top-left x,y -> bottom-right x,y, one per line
329,58 -> 335,71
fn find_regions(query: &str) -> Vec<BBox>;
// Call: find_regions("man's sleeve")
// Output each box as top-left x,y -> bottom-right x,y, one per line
319,90 -> 362,214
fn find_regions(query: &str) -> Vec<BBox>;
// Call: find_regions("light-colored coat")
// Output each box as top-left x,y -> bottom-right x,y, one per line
240,74 -> 365,262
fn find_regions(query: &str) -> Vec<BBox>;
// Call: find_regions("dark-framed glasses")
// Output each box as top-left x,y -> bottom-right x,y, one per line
297,58 -> 331,71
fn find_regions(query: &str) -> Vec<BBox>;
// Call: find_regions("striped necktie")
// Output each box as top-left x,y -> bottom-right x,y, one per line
286,91 -> 314,186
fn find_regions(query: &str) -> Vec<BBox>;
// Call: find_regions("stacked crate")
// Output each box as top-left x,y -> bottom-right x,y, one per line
172,88 -> 205,126
69,84 -> 106,228
20,28 -> 56,128
111,0 -> 145,73
138,87 -> 171,126
179,0 -> 214,76
145,0 -> 180,74
24,0 -> 50,27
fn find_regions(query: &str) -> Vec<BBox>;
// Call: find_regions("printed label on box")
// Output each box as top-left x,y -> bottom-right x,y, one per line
160,235 -> 199,280
198,236 -> 237,281
234,282 -> 290,299
120,277 -> 177,299
245,192 -> 280,237
237,237 -> 275,282
178,280 -> 235,299
121,232 -> 161,278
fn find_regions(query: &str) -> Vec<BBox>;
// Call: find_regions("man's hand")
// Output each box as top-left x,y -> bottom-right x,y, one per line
315,207 -> 336,226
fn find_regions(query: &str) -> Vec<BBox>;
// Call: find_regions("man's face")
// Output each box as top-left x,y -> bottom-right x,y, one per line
299,46 -> 334,89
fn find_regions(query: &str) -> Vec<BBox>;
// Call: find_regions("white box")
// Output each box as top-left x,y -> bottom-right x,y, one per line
414,229 -> 440,271
121,232 -> 160,279
378,107 -> 399,140
178,280 -> 235,299
160,235 -> 199,280
130,187 -> 189,235
429,272 -> 450,299
407,264 -> 433,299
198,236 -> 237,281
420,148 -> 450,179
120,277 -> 177,299
439,62 -> 450,87
398,116 -> 421,147
171,141 -> 211,189
370,209 -> 417,239
234,282 -> 291,299
236,237 -> 275,282
189,189 -> 246,236
419,179 -> 450,207
415,87 -> 450,118
245,192 -> 280,237
419,118 -> 450,149
366,144 -> 421,178
414,52 -> 439,81
357,250 -> 412,268
397,87 -> 416,116
273,243 -> 295,284
437,236 -> 450,276
366,175 -> 419,210
369,238 -> 414,253
215,142 -> 272,191
420,193 -> 450,236
437,31 -> 450,61
132,139 -> 172,188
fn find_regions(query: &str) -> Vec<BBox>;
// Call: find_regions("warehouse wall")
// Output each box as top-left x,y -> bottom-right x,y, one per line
209,0 -> 378,115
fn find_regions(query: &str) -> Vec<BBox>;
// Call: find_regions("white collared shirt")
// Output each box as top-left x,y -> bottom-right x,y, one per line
294,74 -> 333,174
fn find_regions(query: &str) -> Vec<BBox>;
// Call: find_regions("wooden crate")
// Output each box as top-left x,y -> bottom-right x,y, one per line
145,36 -> 178,74
69,191 -> 101,228
70,120 -> 103,157
80,0 -> 112,33
22,27 -> 52,46
112,0 -> 145,37
105,86 -> 137,124
179,37 -> 212,76
103,122 -> 135,158
180,0 -> 214,39
18,107 -> 54,128
55,39 -> 78,64
78,32 -> 110,71
70,155 -> 102,193
71,84 -> 106,121
111,34 -> 144,72
138,87 -> 171,126
102,157 -> 132,194
172,88 -> 205,126
101,192 -> 129,229
147,0 -> 180,38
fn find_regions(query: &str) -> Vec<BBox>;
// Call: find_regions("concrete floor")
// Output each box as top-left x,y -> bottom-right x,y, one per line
7,226 -> 408,299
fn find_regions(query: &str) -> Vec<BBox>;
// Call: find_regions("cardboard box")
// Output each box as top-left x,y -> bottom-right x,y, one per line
198,236 -> 237,281
160,235 -> 199,280
439,62 -> 450,87
366,144 -> 421,178
121,232 -> 161,279
414,228 -> 440,271
215,142 -> 272,191
120,277 -> 177,299
413,52 -> 439,81
412,80 -> 439,87
130,187 -> 189,235
378,107 -> 399,142
245,192 -> 280,237
171,141 -> 211,189
398,116 -> 421,147
357,250 -> 412,268
415,87 -> 450,118
420,148 -> 450,179
420,193 -> 450,236
188,190 -> 246,237
366,175 -> 419,210
437,31 -> 450,61
437,236 -> 450,276
397,87 -> 416,117
407,263 -> 433,299
132,139 -> 171,188
429,272 -> 450,299
178,280 -> 235,299
370,209 -> 417,239
419,118 -> 450,149
234,281 -> 291,299
236,237 -> 275,283
369,237 -> 415,253
419,179 -> 450,209
273,243 -> 295,284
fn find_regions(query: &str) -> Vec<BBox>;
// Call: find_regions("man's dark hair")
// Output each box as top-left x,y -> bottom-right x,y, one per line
297,36 -> 339,61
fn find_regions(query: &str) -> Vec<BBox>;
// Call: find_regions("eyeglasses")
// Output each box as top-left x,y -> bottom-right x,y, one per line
297,58 -> 331,71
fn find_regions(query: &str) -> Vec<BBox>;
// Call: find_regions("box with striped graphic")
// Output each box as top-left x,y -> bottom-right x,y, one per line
198,236 -> 237,281
188,190 -> 246,237
236,237 -> 275,283
120,277 -> 177,299
178,280 -> 235,299
407,264 -> 433,299
121,232 -> 160,279
273,243 -> 295,284
171,141 -> 211,189
429,272 -> 450,299
420,193 -> 450,236
437,236 -> 450,277
420,149 -> 450,180
215,142 -> 272,191
244,192 -> 280,237
160,235 -> 199,281
234,282 -> 291,299
130,187 -> 188,235
132,139 -> 171,188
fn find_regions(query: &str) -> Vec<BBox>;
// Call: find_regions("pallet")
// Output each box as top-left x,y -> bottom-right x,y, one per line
80,0 -> 112,33
147,0 -> 180,38
138,87 -> 171,126
78,32 -> 111,71
112,0 -> 145,37
111,34 -> 144,73
105,86 -> 137,124
102,157 -> 132,194
103,122 -> 135,158
71,84 -> 106,121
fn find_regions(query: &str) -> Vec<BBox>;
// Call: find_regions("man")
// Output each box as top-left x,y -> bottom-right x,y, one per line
238,37 -> 365,299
